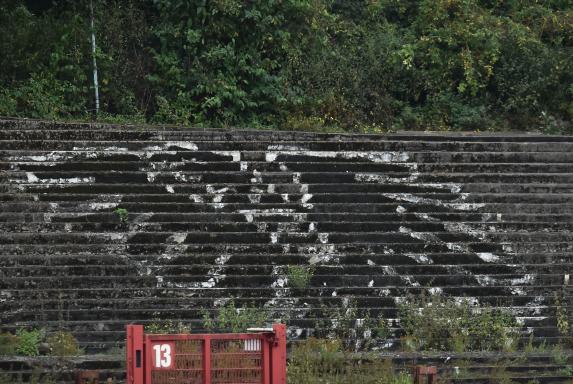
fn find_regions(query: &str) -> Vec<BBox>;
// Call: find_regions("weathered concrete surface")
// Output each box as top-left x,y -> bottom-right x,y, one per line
0,118 -> 572,382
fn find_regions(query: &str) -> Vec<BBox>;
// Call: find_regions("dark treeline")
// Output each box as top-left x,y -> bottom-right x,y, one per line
0,0 -> 572,132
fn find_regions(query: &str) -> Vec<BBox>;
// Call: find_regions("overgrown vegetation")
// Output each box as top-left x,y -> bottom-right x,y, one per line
0,0 -> 571,132
0,329 -> 82,357
202,300 -> 269,332
314,299 -> 391,352
399,294 -> 519,352
288,338 -> 412,384
287,265 -> 315,290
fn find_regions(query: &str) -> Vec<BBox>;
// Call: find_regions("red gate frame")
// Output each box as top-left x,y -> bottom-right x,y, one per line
126,324 -> 286,384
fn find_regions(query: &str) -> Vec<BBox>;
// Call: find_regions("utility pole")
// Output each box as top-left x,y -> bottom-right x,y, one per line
90,0 -> 100,116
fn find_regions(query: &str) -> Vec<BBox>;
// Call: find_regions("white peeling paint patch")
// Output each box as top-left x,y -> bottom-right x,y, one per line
446,243 -> 467,252
355,172 -> 419,184
399,226 -> 442,243
147,172 -> 158,182
90,202 -> 119,210
406,253 -> 433,264
301,194 -> 313,203
368,280 -> 374,287
308,222 -> 316,232
248,194 -> 261,203
476,275 -> 496,286
332,291 -> 337,297
202,278 -> 216,288
396,205 -> 407,213
156,276 -> 164,288
266,149 -> 410,163
168,233 -> 187,244
251,170 -> 263,184
240,162 -> 248,171
429,287 -> 443,295
256,223 -> 269,232
265,153 -> 278,162
502,244 -> 515,253
511,274 -> 535,285
268,144 -> 307,151
267,184 -> 275,194
9,152 -> 66,162
281,194 -> 290,202
511,287 -> 526,295
477,252 -> 500,263
165,185 -> 175,193
103,146 -> 129,152
19,173 -> 95,184
377,289 -> 391,296
147,141 -> 198,151
108,233 -> 126,242
318,233 -> 329,244
26,172 -> 39,182
270,233 -> 278,244
367,259 -> 376,266
292,172 -> 301,184
189,194 -> 204,203
443,222 -> 487,240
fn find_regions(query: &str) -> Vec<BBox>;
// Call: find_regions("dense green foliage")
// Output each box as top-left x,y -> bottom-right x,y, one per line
0,0 -> 572,132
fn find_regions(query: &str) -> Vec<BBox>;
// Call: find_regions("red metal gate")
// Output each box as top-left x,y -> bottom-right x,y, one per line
126,324 -> 286,384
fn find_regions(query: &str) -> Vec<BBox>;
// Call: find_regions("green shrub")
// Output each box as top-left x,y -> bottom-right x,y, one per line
15,329 -> 42,356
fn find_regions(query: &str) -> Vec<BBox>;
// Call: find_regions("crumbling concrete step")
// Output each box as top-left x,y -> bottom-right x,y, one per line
4,135 -> 573,152
4,161 -> 573,174
1,212 -> 572,223
4,170 -> 573,184
1,241 -> 571,255
2,220 -> 572,233
6,149 -> 573,164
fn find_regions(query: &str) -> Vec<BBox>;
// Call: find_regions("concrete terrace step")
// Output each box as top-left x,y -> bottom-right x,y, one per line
4,182 -> 573,194
1,231 -> 572,245
3,161 -> 573,174
6,150 -> 573,164
1,212 -> 572,223
4,137 -> 573,152
4,171 -> 573,184
2,220 -> 573,232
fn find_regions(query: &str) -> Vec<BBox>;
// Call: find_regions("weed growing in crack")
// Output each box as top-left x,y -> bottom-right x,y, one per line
286,265 -> 314,290
114,207 -> 128,223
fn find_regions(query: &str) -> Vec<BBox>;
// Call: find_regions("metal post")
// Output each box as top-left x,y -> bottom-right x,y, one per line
89,0 -> 100,115
126,325 -> 144,384
271,324 -> 287,384
203,335 -> 211,384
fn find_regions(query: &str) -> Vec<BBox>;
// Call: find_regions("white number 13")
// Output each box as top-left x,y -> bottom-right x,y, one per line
153,344 -> 172,368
